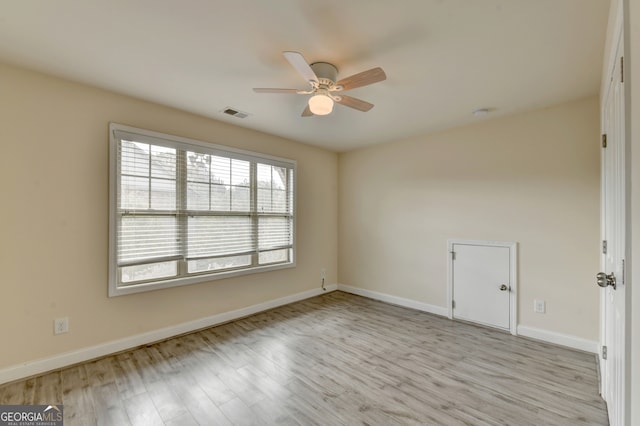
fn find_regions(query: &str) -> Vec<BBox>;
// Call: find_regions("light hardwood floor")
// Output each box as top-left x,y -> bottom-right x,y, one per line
0,291 -> 608,425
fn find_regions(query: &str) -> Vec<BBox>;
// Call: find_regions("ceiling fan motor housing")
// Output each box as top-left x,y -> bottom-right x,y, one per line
310,62 -> 338,87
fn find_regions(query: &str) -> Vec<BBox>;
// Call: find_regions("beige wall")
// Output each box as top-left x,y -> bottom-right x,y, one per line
0,59 -> 605,376
0,63 -> 338,370
339,97 -> 601,340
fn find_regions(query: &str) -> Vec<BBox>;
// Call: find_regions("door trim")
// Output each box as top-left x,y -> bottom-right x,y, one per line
447,239 -> 518,335
599,8 -> 627,423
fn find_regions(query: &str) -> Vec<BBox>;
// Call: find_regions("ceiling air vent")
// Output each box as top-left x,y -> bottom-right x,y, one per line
222,107 -> 250,119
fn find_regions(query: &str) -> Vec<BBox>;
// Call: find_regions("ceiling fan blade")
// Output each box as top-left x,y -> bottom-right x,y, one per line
253,88 -> 308,94
283,51 -> 319,85
335,95 -> 374,112
301,104 -> 314,117
334,67 -> 386,91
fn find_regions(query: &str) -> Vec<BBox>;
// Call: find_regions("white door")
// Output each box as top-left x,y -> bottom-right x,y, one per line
450,242 -> 514,332
600,31 -> 626,426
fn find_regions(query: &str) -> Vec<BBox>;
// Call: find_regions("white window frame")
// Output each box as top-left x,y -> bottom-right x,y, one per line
108,123 -> 296,296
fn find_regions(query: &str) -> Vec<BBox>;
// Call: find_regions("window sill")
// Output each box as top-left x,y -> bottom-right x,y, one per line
108,261 -> 296,297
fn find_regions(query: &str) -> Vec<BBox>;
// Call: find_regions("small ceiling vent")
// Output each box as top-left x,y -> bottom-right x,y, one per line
222,107 -> 250,119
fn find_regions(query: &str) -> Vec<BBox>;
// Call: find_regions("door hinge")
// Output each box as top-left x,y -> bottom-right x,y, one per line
602,345 -> 608,360
621,56 -> 624,83
602,240 -> 607,254
451,251 -> 456,261
602,134 -> 607,148
452,300 -> 456,309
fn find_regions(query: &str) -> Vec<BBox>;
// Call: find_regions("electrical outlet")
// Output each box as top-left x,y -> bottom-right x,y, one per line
534,300 -> 546,314
320,268 -> 326,280
54,317 -> 69,335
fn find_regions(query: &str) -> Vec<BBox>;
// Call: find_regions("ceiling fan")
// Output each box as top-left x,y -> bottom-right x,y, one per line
253,51 -> 386,117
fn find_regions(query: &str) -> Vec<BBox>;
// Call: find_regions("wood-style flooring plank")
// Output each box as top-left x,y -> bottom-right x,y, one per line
90,382 -> 131,426
60,365 -> 96,426
144,379 -> 188,423
122,392 -> 164,426
110,352 -> 147,400
0,291 -> 608,425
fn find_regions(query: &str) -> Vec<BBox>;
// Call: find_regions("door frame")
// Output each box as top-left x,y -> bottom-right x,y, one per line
447,239 -> 518,335
599,5 -> 627,423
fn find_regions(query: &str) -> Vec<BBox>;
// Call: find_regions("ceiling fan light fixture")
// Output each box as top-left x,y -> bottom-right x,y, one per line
308,93 -> 334,115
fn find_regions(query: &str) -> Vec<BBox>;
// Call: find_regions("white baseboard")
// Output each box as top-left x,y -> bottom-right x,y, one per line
0,284 -> 338,385
337,284 -> 449,317
0,284 -> 597,385
337,284 -> 597,354
517,325 -> 598,354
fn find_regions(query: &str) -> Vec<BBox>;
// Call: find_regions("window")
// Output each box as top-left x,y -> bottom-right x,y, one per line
109,123 -> 295,296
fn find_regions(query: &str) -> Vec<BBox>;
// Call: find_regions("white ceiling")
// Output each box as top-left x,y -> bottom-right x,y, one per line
0,0 -> 609,152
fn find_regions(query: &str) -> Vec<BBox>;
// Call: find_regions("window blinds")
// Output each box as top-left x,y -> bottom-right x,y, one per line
109,124 -> 295,295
